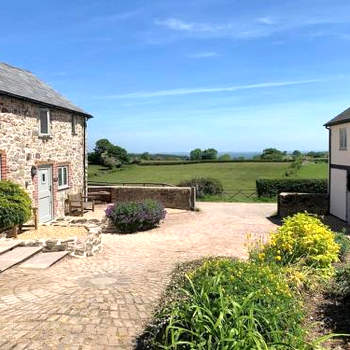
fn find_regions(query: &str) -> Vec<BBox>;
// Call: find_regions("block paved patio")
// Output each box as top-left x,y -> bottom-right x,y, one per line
0,202 -> 277,349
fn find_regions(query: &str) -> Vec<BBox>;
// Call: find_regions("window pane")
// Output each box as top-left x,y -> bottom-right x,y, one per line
72,115 -> 76,134
63,167 -> 67,186
58,168 -> 63,187
40,110 -> 48,134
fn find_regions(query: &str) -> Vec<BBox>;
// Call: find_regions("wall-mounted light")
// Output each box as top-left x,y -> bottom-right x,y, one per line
31,166 -> 37,178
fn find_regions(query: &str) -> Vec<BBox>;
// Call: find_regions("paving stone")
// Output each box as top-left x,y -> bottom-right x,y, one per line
0,240 -> 22,255
0,203 -> 277,349
21,251 -> 69,269
0,247 -> 42,272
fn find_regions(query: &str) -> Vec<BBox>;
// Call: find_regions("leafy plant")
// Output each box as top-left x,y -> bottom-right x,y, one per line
334,231 -> 350,262
178,177 -> 223,198
256,213 -> 339,275
148,258 -> 306,349
256,178 -> 328,197
105,199 -> 166,233
0,181 -> 32,230
332,264 -> 350,298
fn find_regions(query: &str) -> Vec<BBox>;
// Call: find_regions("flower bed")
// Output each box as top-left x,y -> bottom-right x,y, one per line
138,213 -> 345,349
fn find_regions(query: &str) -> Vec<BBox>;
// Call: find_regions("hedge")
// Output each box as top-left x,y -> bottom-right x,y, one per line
256,178 -> 328,197
0,181 -> 32,230
139,159 -> 294,166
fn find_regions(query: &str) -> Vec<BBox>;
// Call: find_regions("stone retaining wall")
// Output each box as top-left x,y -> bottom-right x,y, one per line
278,192 -> 329,218
88,185 -> 196,210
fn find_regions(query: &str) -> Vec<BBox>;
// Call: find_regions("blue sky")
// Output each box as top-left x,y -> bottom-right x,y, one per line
2,0 -> 350,153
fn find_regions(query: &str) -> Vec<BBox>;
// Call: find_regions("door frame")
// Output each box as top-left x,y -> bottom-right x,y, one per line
38,165 -> 53,222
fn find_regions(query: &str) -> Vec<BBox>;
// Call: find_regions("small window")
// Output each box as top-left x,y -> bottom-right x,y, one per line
340,128 -> 347,150
58,166 -> 69,189
39,109 -> 50,136
72,115 -> 76,135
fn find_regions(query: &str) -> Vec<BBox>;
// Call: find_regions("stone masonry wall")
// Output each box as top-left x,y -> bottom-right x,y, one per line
278,192 -> 329,218
0,94 -> 87,218
88,185 -> 196,210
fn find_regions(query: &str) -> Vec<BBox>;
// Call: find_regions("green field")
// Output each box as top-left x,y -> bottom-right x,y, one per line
88,162 -> 327,202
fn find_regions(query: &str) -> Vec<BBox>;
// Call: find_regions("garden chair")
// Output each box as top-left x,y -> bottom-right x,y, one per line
67,193 -> 95,216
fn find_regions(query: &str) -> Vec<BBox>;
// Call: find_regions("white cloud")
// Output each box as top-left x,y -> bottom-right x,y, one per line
187,51 -> 219,58
257,17 -> 276,25
154,18 -> 229,33
100,79 -> 324,99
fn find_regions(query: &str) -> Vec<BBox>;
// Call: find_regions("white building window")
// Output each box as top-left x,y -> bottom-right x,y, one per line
39,109 -> 50,136
58,166 -> 69,189
340,128 -> 347,150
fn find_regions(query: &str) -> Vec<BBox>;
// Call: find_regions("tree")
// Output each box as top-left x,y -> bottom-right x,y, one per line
260,148 -> 284,161
202,148 -> 218,160
93,139 -> 129,167
141,152 -> 151,160
219,154 -> 231,161
292,150 -> 302,157
190,148 -> 202,160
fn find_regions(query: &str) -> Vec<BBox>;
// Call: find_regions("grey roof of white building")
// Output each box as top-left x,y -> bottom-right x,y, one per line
0,63 -> 92,118
325,107 -> 350,127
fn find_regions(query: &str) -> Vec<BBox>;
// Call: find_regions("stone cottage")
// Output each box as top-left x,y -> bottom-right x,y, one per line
0,63 -> 92,222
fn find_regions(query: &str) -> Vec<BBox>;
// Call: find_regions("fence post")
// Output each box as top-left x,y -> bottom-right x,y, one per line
190,187 -> 196,211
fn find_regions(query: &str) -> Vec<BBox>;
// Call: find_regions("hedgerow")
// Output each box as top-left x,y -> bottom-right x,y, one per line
256,178 -> 327,197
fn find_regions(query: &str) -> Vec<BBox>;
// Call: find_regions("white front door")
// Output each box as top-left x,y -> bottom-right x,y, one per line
38,166 -> 53,222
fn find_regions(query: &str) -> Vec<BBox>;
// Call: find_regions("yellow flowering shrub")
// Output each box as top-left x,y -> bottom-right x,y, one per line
260,213 -> 339,273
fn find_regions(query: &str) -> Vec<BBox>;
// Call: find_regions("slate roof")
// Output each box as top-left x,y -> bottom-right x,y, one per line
0,63 -> 92,118
325,107 -> 350,127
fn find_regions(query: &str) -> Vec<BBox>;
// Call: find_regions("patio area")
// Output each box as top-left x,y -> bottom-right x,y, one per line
0,202 -> 277,349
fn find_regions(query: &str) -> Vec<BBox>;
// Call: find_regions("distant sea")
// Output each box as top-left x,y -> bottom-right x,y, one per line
169,152 -> 260,159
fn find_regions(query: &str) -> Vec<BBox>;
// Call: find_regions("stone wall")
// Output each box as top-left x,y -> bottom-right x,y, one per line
278,192 -> 329,218
88,185 -> 196,210
0,94 -> 87,218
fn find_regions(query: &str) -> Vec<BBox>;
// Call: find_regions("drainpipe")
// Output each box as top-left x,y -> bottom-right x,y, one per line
83,118 -> 87,197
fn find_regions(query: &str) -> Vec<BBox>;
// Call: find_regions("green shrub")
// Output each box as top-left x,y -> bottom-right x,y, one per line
148,258 -> 306,349
105,199 -> 166,233
0,181 -> 32,230
256,213 -> 339,275
256,178 -> 327,197
333,264 -> 350,298
334,231 -> 350,262
178,177 -> 224,198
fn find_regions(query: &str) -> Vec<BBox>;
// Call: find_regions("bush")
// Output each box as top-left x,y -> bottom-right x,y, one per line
178,177 -> 224,198
257,213 -> 339,274
148,258 -> 305,349
256,178 -> 327,197
105,199 -> 166,233
333,264 -> 350,298
334,231 -> 350,262
0,181 -> 32,230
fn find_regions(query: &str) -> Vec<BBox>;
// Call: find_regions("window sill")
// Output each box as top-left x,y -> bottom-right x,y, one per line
39,134 -> 52,140
58,186 -> 70,191
339,148 -> 347,151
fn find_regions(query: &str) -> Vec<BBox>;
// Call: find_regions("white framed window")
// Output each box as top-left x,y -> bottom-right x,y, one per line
72,115 -> 76,135
39,109 -> 50,136
340,128 -> 347,150
58,166 -> 69,189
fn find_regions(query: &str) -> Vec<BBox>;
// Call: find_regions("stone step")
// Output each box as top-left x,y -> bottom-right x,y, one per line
21,251 -> 69,269
0,241 -> 22,255
0,247 -> 43,272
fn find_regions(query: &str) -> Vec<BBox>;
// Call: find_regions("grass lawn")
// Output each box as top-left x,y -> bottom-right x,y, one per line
88,162 -> 327,202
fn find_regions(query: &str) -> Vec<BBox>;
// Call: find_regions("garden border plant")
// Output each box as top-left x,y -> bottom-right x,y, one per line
138,212 -> 345,349
0,180 -> 32,231
105,199 -> 166,233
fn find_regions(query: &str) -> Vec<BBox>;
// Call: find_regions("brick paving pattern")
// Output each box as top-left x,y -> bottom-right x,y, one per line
0,202 -> 277,349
